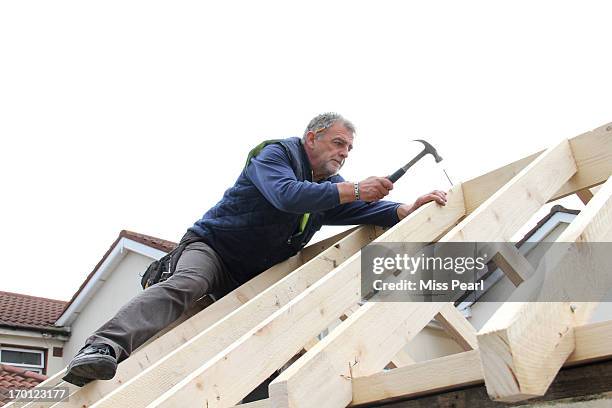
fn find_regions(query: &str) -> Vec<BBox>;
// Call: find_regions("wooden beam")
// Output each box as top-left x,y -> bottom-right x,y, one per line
88,226 -> 379,408
389,349 -> 416,368
360,359 -> 612,408
350,319 -> 612,406
441,138 -> 577,243
138,185 -> 466,408
462,122 -> 611,215
353,349 -> 482,406
270,139 -> 577,408
434,304 -> 478,351
477,176 -> 612,402
270,302 -> 447,408
303,304 -> 361,353
266,187 -> 466,408
52,227 -> 380,408
489,243 -> 535,287
338,305 -> 416,371
300,227 -> 359,262
333,138 -> 575,408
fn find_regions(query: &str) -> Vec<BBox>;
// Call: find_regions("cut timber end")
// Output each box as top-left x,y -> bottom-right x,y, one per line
478,175 -> 612,402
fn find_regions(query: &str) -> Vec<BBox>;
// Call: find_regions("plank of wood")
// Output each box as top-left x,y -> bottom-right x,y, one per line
462,122 -> 611,214
352,349 -> 483,406
490,243 -> 535,286
350,319 -> 612,406
576,188 -> 594,205
341,138 -> 578,408
151,253 -> 362,408
265,187 -> 466,408
140,185 -> 466,408
442,139 -> 577,243
87,226 -> 380,408
477,176 -> 612,402
270,138 -> 576,408
389,349 -> 416,368
361,360 -> 612,408
269,302 -> 447,408
300,227 -> 360,262
48,227 -> 377,408
302,304 -> 361,353
434,304 -> 478,351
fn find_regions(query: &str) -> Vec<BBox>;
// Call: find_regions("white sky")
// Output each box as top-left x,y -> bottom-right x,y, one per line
1,1 -> 610,301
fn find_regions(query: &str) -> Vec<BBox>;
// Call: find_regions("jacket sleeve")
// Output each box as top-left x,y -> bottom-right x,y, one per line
245,144 -> 340,214
321,175 -> 402,227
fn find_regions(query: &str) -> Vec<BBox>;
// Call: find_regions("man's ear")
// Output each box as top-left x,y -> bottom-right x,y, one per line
305,131 -> 317,148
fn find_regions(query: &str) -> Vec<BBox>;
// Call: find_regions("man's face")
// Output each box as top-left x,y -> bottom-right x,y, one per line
305,122 -> 354,180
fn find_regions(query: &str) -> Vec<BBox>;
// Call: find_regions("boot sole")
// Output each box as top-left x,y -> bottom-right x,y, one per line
66,354 -> 117,380
62,371 -> 91,387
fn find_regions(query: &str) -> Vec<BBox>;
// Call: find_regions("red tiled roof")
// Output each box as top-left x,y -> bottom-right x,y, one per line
0,292 -> 67,332
0,364 -> 47,406
120,230 -> 177,253
58,230 -> 177,321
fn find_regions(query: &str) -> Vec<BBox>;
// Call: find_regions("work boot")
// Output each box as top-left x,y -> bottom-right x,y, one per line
62,343 -> 117,387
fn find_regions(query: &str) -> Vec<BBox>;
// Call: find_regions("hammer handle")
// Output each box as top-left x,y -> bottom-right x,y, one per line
387,168 -> 406,183
387,150 -> 426,183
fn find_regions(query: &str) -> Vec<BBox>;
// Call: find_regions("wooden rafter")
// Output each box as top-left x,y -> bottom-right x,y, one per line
269,138 -> 590,407
142,185 -> 466,407
350,319 -> 612,406
477,175 -> 612,402
461,122 -> 611,214
87,226 -> 382,408
433,304 -> 478,351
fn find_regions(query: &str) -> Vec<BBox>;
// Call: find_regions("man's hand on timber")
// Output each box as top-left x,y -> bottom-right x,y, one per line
397,190 -> 448,220
338,177 -> 393,204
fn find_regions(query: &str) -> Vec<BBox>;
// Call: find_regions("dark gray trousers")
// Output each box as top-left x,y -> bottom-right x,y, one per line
86,241 -> 237,362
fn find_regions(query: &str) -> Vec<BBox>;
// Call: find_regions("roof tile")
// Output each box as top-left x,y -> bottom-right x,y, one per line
0,364 -> 47,406
0,291 -> 67,331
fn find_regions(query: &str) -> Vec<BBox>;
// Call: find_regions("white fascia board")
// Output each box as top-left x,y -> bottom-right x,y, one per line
0,327 -> 69,342
55,238 -> 169,327
122,239 -> 168,260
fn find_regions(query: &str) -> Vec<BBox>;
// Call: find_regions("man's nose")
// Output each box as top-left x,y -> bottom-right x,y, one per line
339,147 -> 349,158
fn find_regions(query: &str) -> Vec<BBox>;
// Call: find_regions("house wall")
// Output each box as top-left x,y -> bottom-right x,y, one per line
62,250 -> 151,369
0,328 -> 66,375
405,326 -> 463,362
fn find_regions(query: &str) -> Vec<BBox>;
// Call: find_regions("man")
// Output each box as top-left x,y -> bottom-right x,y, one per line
63,112 -> 447,386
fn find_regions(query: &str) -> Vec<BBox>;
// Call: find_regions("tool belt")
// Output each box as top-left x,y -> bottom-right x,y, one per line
140,232 -> 204,289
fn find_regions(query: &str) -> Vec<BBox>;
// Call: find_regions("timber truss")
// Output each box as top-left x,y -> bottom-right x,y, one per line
8,122 -> 612,408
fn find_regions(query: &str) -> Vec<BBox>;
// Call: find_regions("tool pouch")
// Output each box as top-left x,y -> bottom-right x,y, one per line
140,234 -> 203,289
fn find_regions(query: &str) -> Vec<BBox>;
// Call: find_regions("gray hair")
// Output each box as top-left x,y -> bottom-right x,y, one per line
302,112 -> 355,143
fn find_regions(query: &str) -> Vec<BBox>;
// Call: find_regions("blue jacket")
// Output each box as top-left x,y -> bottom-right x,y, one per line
189,137 -> 402,284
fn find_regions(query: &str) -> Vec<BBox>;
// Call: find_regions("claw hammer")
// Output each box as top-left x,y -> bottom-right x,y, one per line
387,139 -> 452,185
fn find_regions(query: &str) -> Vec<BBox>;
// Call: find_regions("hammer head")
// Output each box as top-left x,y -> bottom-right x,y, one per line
414,139 -> 443,163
